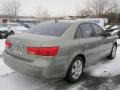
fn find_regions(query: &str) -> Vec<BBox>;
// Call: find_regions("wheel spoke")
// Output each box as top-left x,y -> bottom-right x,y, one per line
74,62 -> 78,68
72,68 -> 76,74
72,60 -> 83,80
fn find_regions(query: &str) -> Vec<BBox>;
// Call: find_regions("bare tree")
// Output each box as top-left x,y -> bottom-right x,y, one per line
85,0 -> 93,16
76,9 -> 91,17
2,0 -> 21,19
35,6 -> 50,19
91,0 -> 119,16
107,1 -> 119,14
76,0 -> 93,17
76,8 -> 93,17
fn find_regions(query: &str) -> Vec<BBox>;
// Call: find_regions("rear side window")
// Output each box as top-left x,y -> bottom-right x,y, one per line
28,21 -> 72,37
74,26 -> 82,39
80,23 -> 95,38
92,24 -> 105,36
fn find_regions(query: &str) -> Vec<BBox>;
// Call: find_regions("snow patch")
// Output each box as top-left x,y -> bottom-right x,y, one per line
0,39 -> 14,76
0,73 -> 55,90
0,58 -> 14,76
117,39 -> 120,45
85,47 -> 120,77
0,39 -> 5,55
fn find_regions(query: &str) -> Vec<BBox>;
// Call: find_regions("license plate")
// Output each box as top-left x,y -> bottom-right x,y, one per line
13,46 -> 24,55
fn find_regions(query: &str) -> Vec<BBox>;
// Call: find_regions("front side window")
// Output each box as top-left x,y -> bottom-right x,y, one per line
80,23 -> 95,38
92,24 -> 105,37
28,21 -> 72,37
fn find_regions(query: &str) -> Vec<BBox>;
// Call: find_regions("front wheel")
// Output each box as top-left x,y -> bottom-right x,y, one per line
108,44 -> 117,59
65,56 -> 84,83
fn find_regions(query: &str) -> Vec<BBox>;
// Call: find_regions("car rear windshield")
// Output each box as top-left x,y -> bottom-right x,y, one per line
28,21 -> 72,37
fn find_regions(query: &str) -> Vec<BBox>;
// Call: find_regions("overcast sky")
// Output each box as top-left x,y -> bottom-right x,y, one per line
20,0 -> 87,16
1,0 -> 119,17
3,0 -> 87,17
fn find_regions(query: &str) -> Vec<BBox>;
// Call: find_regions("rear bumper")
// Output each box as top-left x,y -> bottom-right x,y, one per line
3,50 -> 66,78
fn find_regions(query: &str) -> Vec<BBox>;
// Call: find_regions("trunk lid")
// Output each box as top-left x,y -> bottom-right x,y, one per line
6,33 -> 59,61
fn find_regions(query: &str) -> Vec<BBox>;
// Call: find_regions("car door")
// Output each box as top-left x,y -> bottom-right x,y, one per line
92,23 -> 113,58
79,23 -> 103,65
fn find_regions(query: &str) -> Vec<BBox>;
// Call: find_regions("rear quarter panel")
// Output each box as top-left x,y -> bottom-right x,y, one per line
42,39 -> 87,71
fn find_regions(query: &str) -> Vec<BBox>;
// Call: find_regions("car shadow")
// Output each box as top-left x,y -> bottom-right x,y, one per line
52,73 -> 120,90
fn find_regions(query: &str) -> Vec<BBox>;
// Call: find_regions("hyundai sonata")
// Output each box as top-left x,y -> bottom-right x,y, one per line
3,20 -> 117,83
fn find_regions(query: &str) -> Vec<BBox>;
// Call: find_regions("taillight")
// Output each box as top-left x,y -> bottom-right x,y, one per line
5,40 -> 11,48
27,46 -> 59,56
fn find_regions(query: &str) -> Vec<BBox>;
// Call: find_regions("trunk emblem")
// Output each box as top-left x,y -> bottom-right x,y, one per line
13,46 -> 24,55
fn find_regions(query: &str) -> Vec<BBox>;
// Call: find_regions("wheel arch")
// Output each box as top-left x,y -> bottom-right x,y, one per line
67,53 -> 86,69
75,54 -> 86,67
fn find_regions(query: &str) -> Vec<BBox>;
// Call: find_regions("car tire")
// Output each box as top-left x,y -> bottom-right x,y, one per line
65,56 -> 84,83
108,44 -> 117,59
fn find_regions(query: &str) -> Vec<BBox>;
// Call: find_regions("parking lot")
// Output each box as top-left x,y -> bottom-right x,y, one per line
0,39 -> 120,90
0,0 -> 120,89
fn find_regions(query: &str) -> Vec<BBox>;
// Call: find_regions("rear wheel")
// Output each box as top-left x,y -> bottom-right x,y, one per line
108,44 -> 117,59
65,56 -> 84,83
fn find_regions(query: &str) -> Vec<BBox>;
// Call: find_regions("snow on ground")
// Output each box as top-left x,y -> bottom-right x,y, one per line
0,73 -> 55,90
0,39 -> 5,55
0,39 -> 14,77
0,58 -> 14,77
117,39 -> 120,45
85,46 -> 120,77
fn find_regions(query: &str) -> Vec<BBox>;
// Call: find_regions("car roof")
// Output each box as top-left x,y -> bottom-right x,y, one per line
51,19 -> 93,24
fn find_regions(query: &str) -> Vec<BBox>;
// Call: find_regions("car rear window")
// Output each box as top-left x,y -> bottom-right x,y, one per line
28,21 -> 72,37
